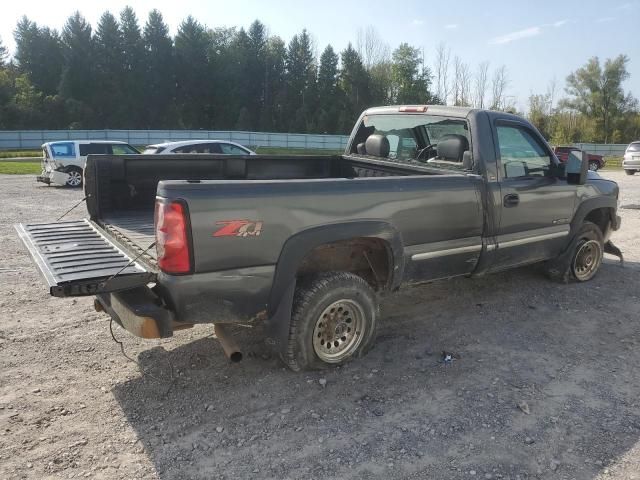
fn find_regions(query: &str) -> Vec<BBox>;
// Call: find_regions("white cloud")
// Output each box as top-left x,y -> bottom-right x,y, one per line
552,19 -> 568,27
412,19 -> 424,26
489,26 -> 541,45
444,23 -> 458,29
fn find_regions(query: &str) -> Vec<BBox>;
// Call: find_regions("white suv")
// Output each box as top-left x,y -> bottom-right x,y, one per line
38,140 -> 139,187
623,141 -> 640,175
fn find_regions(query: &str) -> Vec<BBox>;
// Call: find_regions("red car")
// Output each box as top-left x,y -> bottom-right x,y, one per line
553,146 -> 605,171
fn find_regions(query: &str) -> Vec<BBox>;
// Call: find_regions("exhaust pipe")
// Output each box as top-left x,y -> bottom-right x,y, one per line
214,324 -> 243,363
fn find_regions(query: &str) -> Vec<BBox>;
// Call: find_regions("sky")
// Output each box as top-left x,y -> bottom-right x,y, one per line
1,0 -> 639,111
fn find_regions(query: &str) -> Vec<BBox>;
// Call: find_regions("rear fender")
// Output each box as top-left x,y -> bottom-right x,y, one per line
264,221 -> 404,353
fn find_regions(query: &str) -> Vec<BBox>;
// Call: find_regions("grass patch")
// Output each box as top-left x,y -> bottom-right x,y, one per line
601,156 -> 622,170
0,161 -> 41,174
0,150 -> 41,159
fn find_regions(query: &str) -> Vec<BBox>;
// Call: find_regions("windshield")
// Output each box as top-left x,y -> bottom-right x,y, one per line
350,114 -> 470,171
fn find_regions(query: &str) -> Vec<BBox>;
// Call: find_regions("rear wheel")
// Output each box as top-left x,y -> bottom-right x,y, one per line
625,169 -> 636,176
283,272 -> 378,371
65,167 -> 83,187
588,161 -> 599,171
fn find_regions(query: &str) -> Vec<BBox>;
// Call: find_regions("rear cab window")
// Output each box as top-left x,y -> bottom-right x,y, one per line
350,113 -> 471,171
628,142 -> 640,152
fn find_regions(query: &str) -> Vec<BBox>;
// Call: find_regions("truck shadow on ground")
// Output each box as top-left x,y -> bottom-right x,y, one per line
112,258 -> 640,479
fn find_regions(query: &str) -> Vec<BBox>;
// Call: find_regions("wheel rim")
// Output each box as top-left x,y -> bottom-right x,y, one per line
312,299 -> 365,363
572,239 -> 602,281
67,171 -> 82,186
589,161 -> 598,171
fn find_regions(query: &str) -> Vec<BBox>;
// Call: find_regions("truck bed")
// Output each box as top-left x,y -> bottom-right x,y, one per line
101,212 -> 157,267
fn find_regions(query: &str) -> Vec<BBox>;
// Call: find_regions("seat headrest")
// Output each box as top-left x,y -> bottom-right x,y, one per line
365,134 -> 390,158
436,134 -> 469,162
356,142 -> 367,154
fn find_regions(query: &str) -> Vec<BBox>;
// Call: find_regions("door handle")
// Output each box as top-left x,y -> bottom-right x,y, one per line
503,193 -> 520,207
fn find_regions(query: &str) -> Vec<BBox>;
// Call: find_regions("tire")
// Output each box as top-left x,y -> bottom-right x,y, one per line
588,161 -> 599,171
65,167 -> 83,188
544,221 -> 604,283
625,169 -> 636,176
282,272 -> 379,371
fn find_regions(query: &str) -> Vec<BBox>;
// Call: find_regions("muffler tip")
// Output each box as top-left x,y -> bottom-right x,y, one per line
214,324 -> 243,363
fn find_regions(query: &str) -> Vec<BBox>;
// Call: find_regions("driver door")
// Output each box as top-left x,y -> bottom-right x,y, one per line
489,120 -> 577,271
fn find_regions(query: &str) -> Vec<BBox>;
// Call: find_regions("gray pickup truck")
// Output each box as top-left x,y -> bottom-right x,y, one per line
16,106 -> 622,370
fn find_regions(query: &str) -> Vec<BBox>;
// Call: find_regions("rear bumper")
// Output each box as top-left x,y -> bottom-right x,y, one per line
96,287 -> 179,339
37,169 -> 70,186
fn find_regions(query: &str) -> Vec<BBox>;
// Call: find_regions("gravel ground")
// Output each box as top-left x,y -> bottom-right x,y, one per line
1,171 -> 639,480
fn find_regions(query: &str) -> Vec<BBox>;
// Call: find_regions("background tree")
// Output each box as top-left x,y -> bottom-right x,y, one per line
390,43 -> 431,104
174,16 -> 210,128
284,30 -> 317,132
119,7 -> 145,127
473,61 -> 490,108
338,43 -> 369,132
58,12 -> 94,127
142,9 -> 174,128
316,45 -> 340,133
562,55 -> 636,143
93,12 -> 123,127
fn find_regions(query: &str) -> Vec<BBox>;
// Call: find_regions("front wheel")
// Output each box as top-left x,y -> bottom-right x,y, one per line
282,272 -> 379,371
625,169 -> 636,176
65,167 -> 83,187
544,221 -> 604,283
588,161 -> 599,171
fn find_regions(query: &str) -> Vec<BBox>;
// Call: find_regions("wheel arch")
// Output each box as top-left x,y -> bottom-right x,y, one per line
264,221 -> 404,353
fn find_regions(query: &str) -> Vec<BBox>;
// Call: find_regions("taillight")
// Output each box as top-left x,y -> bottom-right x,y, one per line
155,200 -> 192,274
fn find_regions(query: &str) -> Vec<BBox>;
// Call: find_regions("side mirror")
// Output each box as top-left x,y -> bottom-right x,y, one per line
566,150 -> 589,185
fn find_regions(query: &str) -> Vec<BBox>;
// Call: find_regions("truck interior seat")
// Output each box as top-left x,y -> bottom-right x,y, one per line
436,134 -> 469,162
365,134 -> 390,158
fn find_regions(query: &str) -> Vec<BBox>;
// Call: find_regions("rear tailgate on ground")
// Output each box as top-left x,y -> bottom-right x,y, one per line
15,219 -> 156,297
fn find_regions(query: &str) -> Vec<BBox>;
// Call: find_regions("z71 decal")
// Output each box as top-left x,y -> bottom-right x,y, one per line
213,220 -> 263,237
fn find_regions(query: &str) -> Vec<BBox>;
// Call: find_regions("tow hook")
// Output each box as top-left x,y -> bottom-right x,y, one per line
604,241 -> 624,265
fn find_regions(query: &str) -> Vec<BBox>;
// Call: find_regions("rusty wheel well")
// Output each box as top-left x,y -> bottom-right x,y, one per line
296,237 -> 392,291
584,208 -> 612,236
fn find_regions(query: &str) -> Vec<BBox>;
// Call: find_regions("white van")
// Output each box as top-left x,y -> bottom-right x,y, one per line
37,140 -> 139,187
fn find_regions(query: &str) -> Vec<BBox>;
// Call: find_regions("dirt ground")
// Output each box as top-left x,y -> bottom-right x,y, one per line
1,171 -> 639,480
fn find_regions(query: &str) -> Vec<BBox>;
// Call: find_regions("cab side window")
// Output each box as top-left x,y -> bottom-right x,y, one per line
497,125 -> 552,179
111,144 -> 138,155
80,143 -> 109,156
220,143 -> 248,155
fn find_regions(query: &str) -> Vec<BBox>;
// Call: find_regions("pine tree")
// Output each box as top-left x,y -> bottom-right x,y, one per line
94,12 -> 123,127
174,16 -> 210,128
339,44 -> 369,132
119,6 -> 145,127
317,45 -> 339,133
59,12 -> 94,126
143,9 -> 174,127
